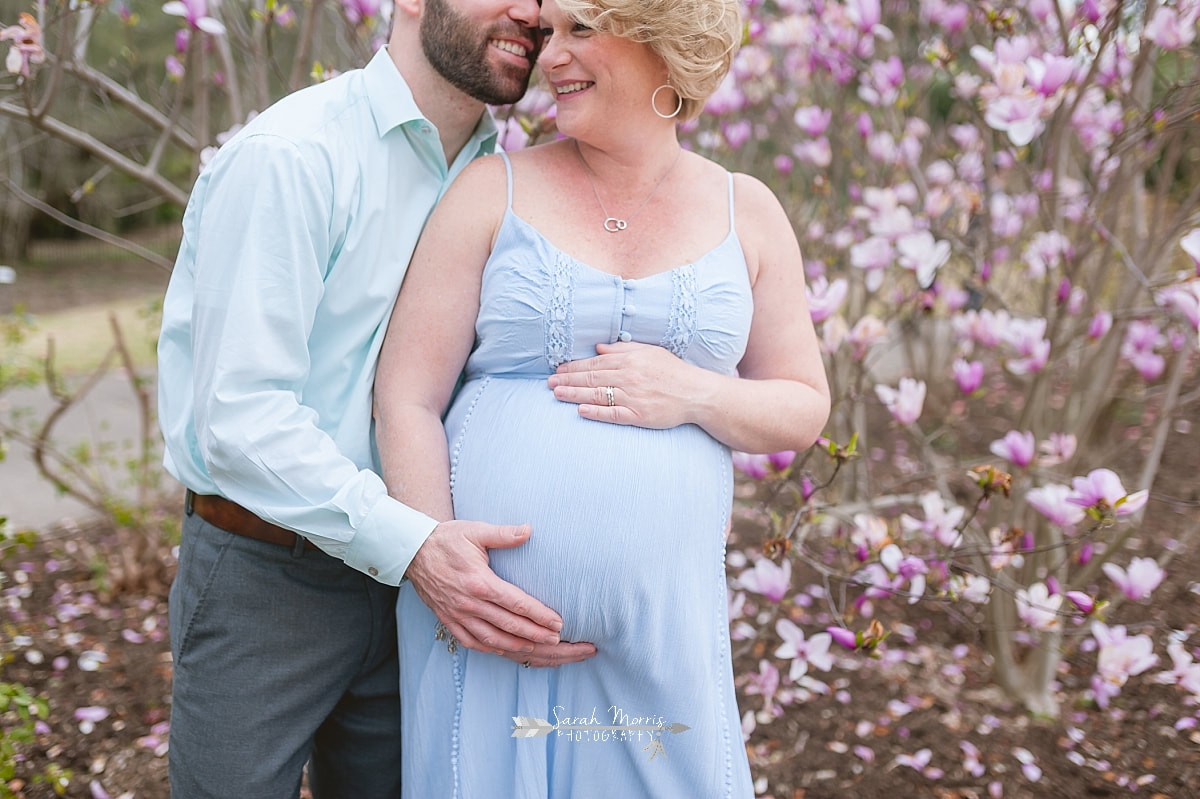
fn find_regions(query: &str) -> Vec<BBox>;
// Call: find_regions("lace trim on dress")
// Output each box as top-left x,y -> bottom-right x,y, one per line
544,250 -> 577,369
660,263 -> 698,358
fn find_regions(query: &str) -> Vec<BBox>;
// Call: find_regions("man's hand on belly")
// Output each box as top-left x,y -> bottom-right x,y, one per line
406,520 -> 598,667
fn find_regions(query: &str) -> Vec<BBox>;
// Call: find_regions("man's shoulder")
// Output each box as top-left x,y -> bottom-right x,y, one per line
246,69 -> 370,144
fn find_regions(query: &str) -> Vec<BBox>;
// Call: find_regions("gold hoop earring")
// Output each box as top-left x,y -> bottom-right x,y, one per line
651,83 -> 683,119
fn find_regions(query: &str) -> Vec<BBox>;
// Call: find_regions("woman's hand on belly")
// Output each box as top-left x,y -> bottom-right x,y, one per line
547,341 -> 701,430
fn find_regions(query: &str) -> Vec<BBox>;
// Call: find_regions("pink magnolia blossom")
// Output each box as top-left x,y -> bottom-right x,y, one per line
793,105 -> 832,137
806,276 -> 848,323
1091,622 -> 1158,709
732,452 -> 769,479
774,620 -> 833,681
1022,230 -> 1072,278
1157,642 -> 1200,697
1121,320 -> 1166,380
1,13 -> 45,77
1065,590 -> 1096,614
341,0 -> 381,25
949,573 -> 991,603
984,92 -> 1046,147
704,73 -> 746,115
1024,54 -> 1075,96
954,308 -> 1010,348
875,378 -> 926,425
953,359 -> 984,394
1088,310 -> 1113,340
896,230 -> 950,288
921,0 -> 968,32
858,56 -> 904,106
849,237 -> 892,291
743,659 -> 782,712
826,626 -> 859,650
1066,468 -> 1148,516
868,130 -> 897,163
792,137 -> 832,167
723,119 -> 753,149
1004,317 -> 1051,374
847,315 -> 888,359
1158,282 -> 1200,331
1016,582 -> 1062,631
1038,432 -> 1077,466
162,0 -> 227,35
900,491 -> 965,548
989,430 -> 1036,468
165,55 -> 185,81
1182,229 -> 1200,271
1101,557 -> 1165,601
850,513 -> 890,552
1144,5 -> 1199,50
1025,484 -> 1083,526
739,558 -> 793,603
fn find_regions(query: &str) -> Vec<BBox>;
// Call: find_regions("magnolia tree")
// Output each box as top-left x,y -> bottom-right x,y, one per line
656,0 -> 1199,725
496,0 -> 1200,723
3,0 -> 1200,747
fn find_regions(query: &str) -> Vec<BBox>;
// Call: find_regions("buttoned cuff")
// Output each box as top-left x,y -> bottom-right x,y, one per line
343,497 -> 438,585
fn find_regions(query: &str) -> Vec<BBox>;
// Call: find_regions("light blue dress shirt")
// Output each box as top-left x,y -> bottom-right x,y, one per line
158,48 -> 498,585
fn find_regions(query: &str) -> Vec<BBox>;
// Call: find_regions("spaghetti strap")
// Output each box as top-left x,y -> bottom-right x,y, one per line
726,172 -> 736,236
498,151 -> 513,210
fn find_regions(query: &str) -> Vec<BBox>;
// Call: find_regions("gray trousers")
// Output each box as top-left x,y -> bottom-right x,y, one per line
168,509 -> 403,798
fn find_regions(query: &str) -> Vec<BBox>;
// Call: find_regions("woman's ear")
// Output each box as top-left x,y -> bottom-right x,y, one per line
393,0 -> 422,21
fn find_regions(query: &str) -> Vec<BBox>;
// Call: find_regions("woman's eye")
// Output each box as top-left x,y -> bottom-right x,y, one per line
538,27 -> 553,39
572,22 -> 591,33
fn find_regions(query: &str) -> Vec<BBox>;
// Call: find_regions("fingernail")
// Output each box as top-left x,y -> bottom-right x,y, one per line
542,633 -> 560,645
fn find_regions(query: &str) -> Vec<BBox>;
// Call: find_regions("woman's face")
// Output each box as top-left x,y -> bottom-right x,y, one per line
536,0 -> 666,135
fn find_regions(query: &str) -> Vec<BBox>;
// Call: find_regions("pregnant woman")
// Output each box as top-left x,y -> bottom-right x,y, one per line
374,0 -> 829,793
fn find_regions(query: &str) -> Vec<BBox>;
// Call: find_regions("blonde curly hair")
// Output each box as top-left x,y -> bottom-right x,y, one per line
553,0 -> 742,122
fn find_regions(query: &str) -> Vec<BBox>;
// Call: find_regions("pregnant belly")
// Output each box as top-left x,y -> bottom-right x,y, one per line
445,377 -> 732,645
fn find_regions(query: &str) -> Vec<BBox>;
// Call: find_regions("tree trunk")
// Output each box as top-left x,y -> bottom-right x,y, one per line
0,118 -> 34,262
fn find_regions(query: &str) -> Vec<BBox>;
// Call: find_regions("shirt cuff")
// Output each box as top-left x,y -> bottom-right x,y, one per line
342,497 -> 438,585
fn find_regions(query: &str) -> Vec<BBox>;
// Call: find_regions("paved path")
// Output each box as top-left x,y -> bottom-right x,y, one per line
1,372 -> 169,533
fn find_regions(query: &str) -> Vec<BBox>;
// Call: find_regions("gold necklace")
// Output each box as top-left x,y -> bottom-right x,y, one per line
573,139 -> 683,233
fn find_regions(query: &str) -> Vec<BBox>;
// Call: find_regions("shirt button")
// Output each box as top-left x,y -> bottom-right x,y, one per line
623,305 -> 636,315
420,125 -> 432,135
368,567 -> 379,577
618,331 -> 632,342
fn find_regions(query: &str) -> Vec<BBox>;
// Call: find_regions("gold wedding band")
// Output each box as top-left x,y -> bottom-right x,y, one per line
604,386 -> 616,407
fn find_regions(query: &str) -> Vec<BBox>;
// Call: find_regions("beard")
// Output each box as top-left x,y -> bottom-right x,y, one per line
420,0 -> 534,106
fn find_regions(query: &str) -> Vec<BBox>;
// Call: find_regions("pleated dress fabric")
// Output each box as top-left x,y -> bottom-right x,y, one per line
396,153 -> 755,798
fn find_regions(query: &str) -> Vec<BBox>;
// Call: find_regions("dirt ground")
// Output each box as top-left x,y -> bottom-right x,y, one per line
2,255 -> 1199,798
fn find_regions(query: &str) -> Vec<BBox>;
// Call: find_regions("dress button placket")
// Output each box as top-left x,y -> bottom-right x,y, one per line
617,280 -> 634,343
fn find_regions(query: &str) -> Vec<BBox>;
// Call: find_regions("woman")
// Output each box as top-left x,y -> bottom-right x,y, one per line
374,0 -> 830,792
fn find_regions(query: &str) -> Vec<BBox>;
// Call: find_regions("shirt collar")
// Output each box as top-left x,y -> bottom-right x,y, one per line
363,47 -> 499,158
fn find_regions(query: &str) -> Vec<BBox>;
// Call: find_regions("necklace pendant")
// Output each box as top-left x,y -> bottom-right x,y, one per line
604,217 -> 628,233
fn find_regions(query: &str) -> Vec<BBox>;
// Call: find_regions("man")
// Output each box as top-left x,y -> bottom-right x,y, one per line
156,0 -> 595,794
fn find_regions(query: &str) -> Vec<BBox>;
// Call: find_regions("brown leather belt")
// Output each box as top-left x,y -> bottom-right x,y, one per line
189,492 -> 318,551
